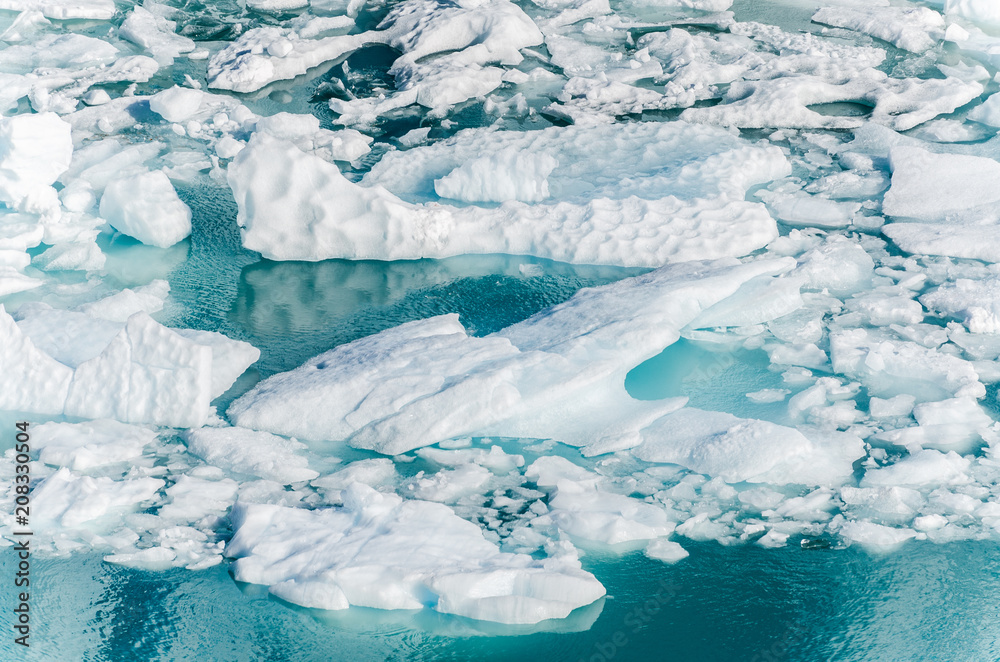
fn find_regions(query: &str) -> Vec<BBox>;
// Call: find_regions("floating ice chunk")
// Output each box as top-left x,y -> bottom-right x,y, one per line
172,329 -> 260,399
365,121 -> 789,205
230,259 -> 792,454
75,280 -> 170,323
0,267 -> 41,296
157,475 -> 238,523
637,28 -> 760,107
632,408 -> 863,486
869,394 -> 916,419
793,236 -> 874,295
688,273 -> 803,329
231,315 -> 522,447
215,136 -> 245,160
844,291 -> 923,327
254,112 -> 373,163
32,468 -> 163,529
0,112 -> 71,210
0,9 -> 49,43
398,127 -> 431,147
765,343 -> 828,370
883,224 -> 1000,263
229,132 -> 782,266
0,32 -> 118,70
0,305 -> 73,415
682,71 -> 979,131
247,0 -> 308,9
967,91 -> 1000,127
883,146 -> 1000,222
312,459 -> 397,501
416,445 -> 524,474
207,26 -> 380,93
100,170 -> 192,248
103,546 -> 179,570
839,485 -> 923,524
756,191 -> 860,229
831,329 -> 984,402
838,520 -> 916,550
0,0 -> 115,20
527,457 -> 676,545
389,48 -> 506,111
119,7 -> 196,66
861,449 -> 972,488
63,313 -> 214,428
182,427 -> 318,484
434,148 -> 558,203
944,0 -> 1000,27
811,7 -> 944,53
380,0 -> 541,67
746,389 -> 789,403
61,139 -> 164,193
32,240 -> 105,272
148,86 -> 205,123
544,486 -> 676,546
33,420 -> 157,472
921,277 -> 1000,333
227,484 -> 605,624
876,397 -> 994,452
14,305 -> 121,367
405,464 -> 492,503
644,539 -> 689,563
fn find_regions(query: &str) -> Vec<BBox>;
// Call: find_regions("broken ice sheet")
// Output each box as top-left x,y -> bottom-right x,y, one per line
4,0 -> 1000,649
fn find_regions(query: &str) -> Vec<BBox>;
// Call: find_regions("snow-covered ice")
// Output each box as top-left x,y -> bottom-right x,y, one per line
3,0 -> 1000,630
226,483 -> 605,624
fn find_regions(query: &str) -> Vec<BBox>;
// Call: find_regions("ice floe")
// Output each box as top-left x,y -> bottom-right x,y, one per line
226,483 -> 606,624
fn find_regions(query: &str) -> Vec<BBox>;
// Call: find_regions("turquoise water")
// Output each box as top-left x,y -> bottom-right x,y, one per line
4,540 -> 1000,661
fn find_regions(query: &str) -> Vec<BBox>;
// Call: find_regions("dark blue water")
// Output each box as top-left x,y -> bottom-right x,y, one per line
3,539 -> 999,661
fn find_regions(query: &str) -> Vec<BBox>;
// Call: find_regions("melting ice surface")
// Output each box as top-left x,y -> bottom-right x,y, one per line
5,0 -> 1000,656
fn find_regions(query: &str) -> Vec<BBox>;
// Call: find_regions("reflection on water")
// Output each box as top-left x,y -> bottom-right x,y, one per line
5,540 -> 1000,661
227,255 -> 644,375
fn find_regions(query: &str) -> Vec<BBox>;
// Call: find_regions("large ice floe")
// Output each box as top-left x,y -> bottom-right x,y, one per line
7,0 -> 1000,631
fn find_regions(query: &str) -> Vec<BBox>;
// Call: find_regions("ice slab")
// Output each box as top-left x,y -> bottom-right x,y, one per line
226,483 -> 606,625
6,297 -> 258,427
944,0 -> 1000,27
120,7 -> 196,66
811,7 -> 944,53
229,130 -> 785,266
0,304 -> 73,415
882,146 -> 1000,222
882,224 -> 1000,263
33,420 -> 157,472
527,456 -> 677,545
99,170 -> 193,248
0,0 -> 115,20
830,328 -> 985,402
182,427 -> 319,484
0,112 -> 71,214
632,408 -> 863,486
33,468 -> 163,529
363,121 -> 789,205
229,258 -> 797,456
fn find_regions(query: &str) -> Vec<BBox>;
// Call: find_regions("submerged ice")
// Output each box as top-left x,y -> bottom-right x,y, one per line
6,0 -> 1000,630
